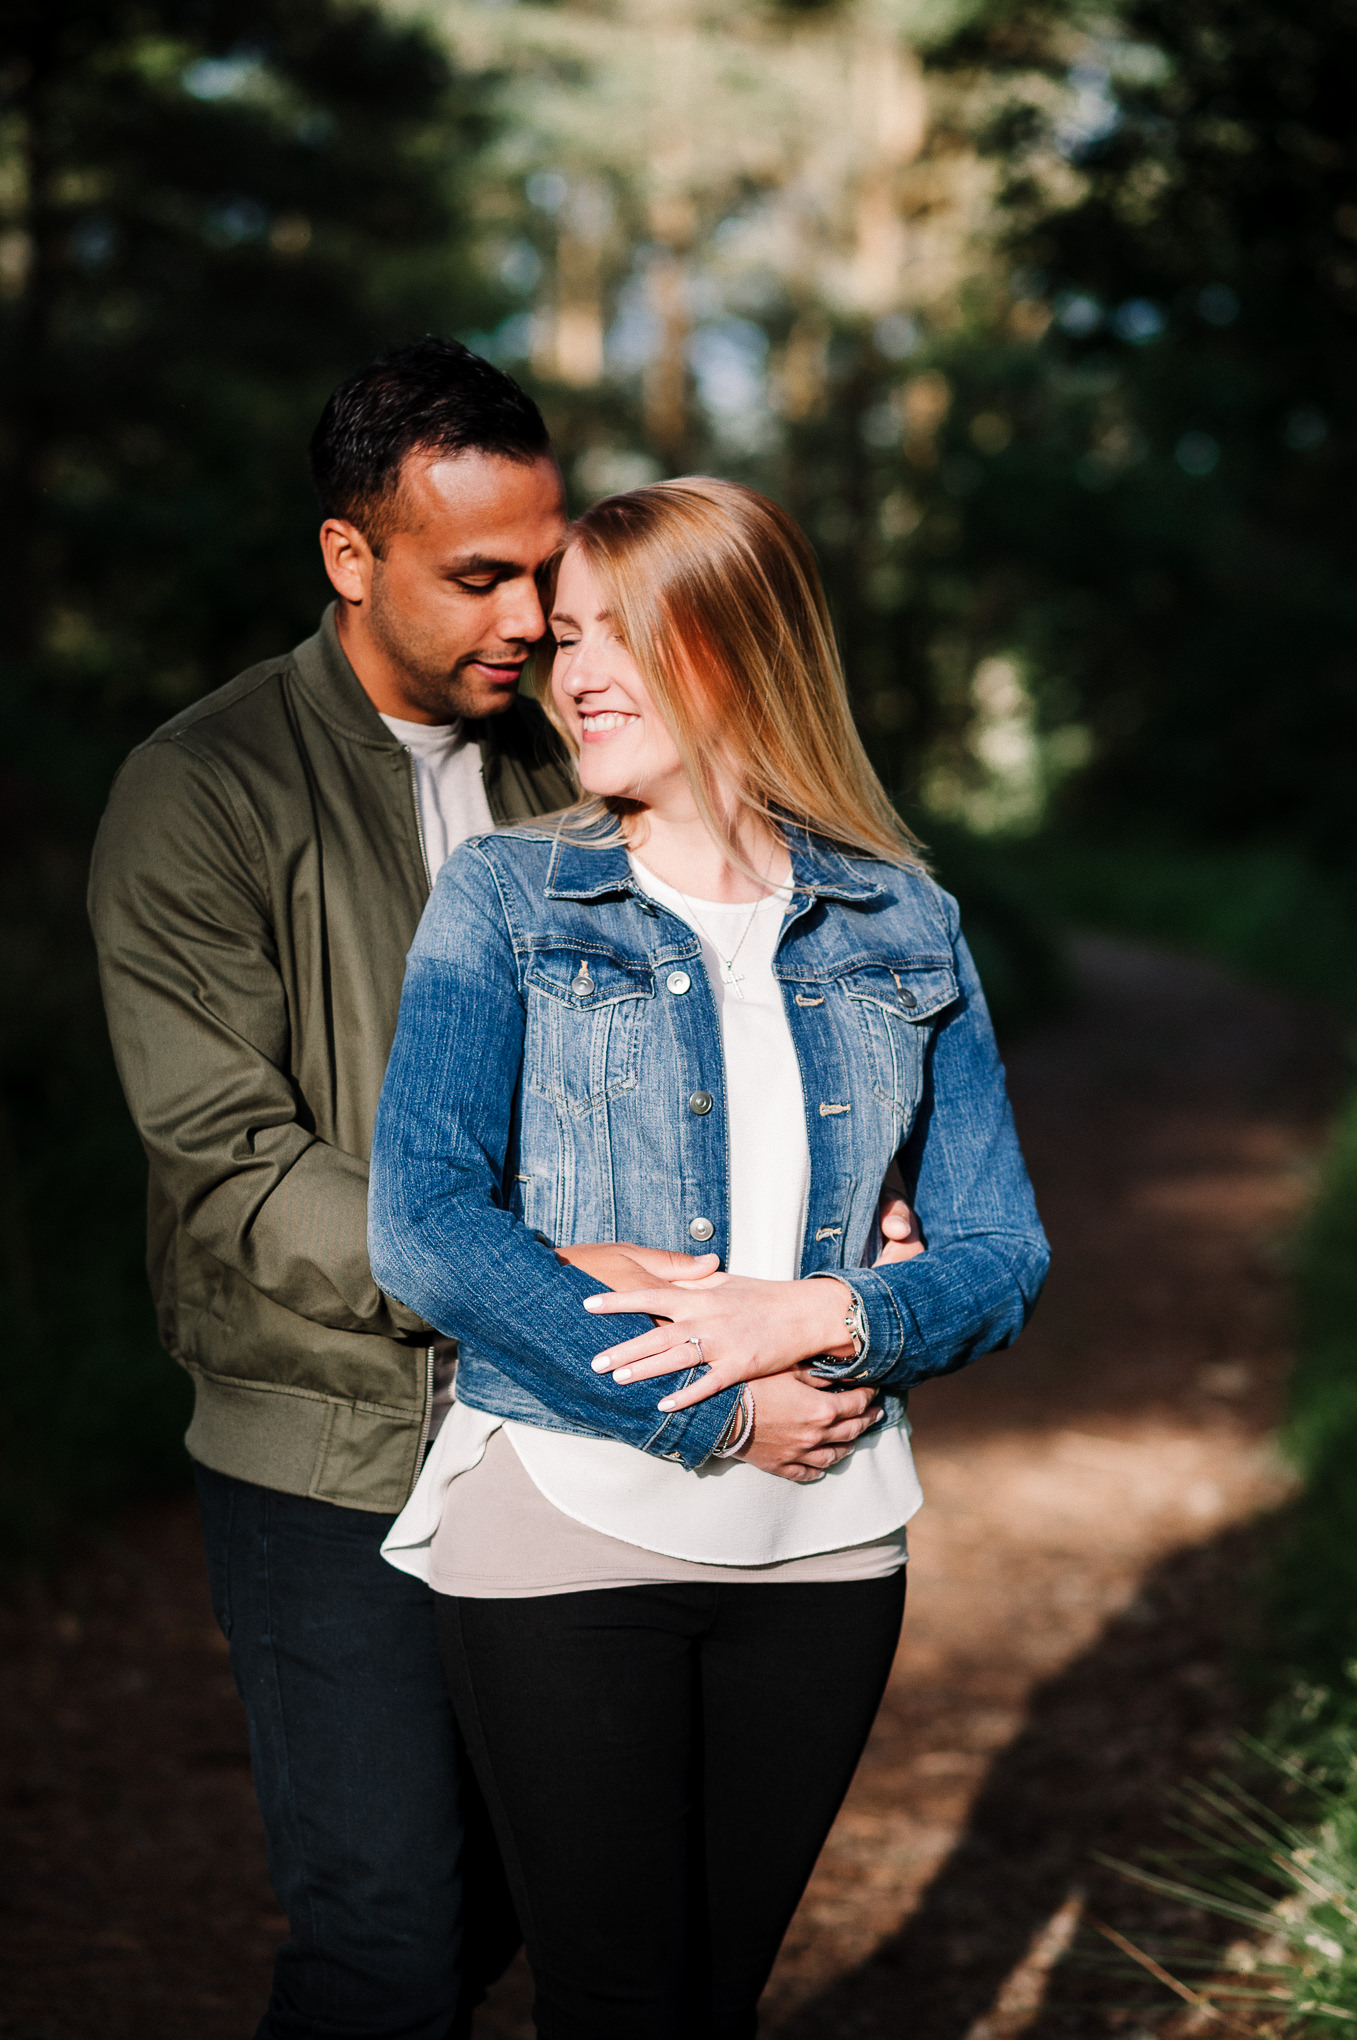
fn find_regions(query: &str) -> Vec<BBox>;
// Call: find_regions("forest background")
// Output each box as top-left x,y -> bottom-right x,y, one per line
2,0 -> 1355,2006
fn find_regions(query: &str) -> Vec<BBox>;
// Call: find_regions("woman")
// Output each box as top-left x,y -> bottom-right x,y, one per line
369,477 -> 1048,2038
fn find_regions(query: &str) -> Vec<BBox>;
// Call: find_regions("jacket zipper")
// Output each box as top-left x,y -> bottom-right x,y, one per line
413,1342 -> 436,1469
404,748 -> 433,889
404,745 -> 436,1473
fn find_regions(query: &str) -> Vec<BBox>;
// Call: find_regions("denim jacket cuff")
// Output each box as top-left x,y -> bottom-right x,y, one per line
805,1269 -> 903,1382
649,1378 -> 745,1469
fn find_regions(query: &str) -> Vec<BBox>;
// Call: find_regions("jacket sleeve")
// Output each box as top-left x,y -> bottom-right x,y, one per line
368,844 -> 740,1471
819,911 -> 1051,1391
88,738 -> 428,1340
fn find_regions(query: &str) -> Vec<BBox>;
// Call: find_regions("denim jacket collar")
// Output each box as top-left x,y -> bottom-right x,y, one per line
542,819 -> 887,905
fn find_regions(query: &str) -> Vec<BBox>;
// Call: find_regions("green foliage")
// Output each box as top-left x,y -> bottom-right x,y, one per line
935,0 -> 1357,869
0,706 -> 196,1556
1,0 -> 494,716
918,819 -> 1070,1034
451,0 -> 1357,872
1097,1751 -> 1357,2032
1003,832 -> 1357,1007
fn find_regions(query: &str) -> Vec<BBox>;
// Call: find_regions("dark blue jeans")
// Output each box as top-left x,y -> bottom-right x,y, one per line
195,1463 -> 518,2040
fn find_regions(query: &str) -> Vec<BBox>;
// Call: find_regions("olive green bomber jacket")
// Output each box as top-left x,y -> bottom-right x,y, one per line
88,606 -> 574,1512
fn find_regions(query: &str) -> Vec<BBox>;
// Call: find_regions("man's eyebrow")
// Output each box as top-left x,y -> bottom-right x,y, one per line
443,553 -> 524,577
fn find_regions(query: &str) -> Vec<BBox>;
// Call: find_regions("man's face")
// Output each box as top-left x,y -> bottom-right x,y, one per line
326,449 -> 567,723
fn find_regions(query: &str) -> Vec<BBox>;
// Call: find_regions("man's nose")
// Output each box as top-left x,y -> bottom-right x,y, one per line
494,574 -> 549,647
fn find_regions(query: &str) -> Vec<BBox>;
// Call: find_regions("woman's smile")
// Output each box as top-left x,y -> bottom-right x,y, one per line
549,546 -> 686,802
577,709 -> 639,740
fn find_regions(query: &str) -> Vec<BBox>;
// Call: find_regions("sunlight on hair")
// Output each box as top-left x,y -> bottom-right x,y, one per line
534,477 -> 923,875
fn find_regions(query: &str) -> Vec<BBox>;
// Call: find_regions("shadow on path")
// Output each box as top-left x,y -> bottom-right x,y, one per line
777,1514 -> 1282,2040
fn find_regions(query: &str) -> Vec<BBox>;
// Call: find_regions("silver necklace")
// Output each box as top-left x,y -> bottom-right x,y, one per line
676,854 -> 781,1001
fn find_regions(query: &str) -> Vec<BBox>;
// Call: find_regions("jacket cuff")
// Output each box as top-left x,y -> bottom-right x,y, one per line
805,1269 -> 902,1382
649,1377 -> 744,1469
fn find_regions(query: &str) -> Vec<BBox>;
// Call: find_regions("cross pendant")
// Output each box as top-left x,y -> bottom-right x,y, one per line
721,961 -> 746,999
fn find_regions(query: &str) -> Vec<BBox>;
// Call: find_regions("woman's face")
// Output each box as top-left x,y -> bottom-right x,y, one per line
549,546 -> 686,810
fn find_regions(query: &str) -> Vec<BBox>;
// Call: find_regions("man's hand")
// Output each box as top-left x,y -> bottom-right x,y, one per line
739,1370 -> 884,1483
876,1187 -> 925,1266
555,1241 -> 719,1295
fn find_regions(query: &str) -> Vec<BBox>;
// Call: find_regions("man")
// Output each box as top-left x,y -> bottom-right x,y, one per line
89,338 -> 890,2039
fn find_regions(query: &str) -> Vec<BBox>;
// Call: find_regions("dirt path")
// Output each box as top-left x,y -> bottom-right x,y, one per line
0,937 -> 1342,2040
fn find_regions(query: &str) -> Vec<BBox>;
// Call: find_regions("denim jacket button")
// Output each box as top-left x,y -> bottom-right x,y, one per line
666,970 -> 692,995
688,1216 -> 715,1241
688,1090 -> 714,1115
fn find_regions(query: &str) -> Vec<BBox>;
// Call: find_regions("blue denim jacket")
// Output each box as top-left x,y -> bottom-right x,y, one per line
368,820 -> 1050,1471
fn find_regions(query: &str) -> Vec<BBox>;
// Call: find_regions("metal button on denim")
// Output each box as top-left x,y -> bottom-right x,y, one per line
688,1090 -> 713,1115
688,1216 -> 715,1242
666,970 -> 691,995
897,988 -> 918,1009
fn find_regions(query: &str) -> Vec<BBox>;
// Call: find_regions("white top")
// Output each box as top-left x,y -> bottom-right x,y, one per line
425,1423 -> 910,1596
380,711 -> 495,1438
378,711 -> 495,880
381,853 -> 923,1580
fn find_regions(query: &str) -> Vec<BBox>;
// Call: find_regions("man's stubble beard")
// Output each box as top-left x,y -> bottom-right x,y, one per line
366,565 -> 510,722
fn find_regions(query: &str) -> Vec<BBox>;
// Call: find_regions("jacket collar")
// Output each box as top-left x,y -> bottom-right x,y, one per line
290,603 -> 408,749
543,818 -> 887,903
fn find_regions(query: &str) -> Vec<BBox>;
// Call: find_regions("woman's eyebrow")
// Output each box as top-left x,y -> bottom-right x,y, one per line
549,605 -> 615,632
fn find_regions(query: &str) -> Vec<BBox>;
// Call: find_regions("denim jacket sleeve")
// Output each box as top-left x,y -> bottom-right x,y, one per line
367,842 -> 739,1470
817,917 -> 1050,1391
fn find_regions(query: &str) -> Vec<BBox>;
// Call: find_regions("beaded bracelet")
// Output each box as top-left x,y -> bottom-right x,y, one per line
712,1382 -> 755,1459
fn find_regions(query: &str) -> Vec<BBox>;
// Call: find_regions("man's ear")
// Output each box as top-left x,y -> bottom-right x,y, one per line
319,518 -> 374,606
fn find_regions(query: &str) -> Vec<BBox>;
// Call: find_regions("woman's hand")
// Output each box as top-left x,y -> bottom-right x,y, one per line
584,1271 -> 858,1411
738,1370 -> 885,1483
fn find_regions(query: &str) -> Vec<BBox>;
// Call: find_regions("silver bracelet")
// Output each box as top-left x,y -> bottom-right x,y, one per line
713,1383 -> 755,1459
806,1274 -> 869,1366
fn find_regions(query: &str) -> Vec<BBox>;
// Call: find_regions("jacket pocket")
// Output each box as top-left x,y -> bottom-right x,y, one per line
837,960 -> 959,1117
525,949 -> 653,1114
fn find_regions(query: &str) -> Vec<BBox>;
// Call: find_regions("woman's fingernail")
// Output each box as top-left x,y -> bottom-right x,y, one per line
582,1297 -> 601,1310
591,1357 -> 610,1372
614,1368 -> 633,1383
656,1396 -> 676,1411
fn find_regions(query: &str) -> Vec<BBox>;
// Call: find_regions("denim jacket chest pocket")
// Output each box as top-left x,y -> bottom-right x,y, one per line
836,960 -> 959,1126
524,948 -> 655,1114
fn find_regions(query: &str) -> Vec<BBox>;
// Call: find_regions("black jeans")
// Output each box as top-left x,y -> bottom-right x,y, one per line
195,1464 -> 518,2040
436,1571 -> 907,2040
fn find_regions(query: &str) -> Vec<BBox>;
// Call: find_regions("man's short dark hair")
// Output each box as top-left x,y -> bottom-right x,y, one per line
310,336 -> 552,553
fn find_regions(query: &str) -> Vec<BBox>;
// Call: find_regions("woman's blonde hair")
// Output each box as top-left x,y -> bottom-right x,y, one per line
535,476 -> 923,870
